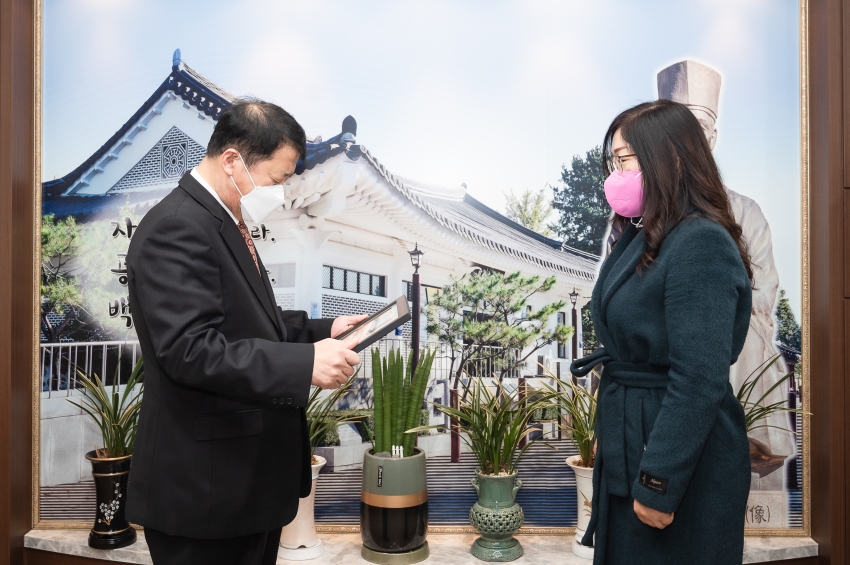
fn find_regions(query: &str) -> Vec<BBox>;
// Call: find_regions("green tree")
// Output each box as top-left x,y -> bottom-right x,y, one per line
775,289 -> 801,352
41,214 -> 86,343
425,270 -> 573,387
504,187 -> 553,236
549,146 -> 610,255
581,307 -> 598,355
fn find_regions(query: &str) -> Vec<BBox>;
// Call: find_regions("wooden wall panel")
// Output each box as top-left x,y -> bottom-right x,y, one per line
808,0 -> 848,563
0,1 -> 37,565
845,193 -> 850,297
844,0 -> 850,188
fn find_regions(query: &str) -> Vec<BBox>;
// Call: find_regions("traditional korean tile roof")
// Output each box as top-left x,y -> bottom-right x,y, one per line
43,49 -> 234,198
42,51 -> 599,278
355,148 -> 600,280
288,136 -> 599,280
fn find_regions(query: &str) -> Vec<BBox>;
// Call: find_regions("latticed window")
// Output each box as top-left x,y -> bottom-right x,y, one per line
323,266 -> 385,297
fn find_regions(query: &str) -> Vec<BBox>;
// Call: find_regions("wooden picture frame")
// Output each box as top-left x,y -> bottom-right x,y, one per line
21,0 -> 816,537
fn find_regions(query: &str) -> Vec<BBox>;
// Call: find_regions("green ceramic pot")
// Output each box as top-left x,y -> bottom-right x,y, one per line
360,448 -> 429,564
469,472 -> 524,562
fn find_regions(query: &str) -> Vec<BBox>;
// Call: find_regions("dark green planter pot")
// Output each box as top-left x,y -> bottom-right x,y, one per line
85,451 -> 136,550
469,472 -> 524,562
360,448 -> 429,564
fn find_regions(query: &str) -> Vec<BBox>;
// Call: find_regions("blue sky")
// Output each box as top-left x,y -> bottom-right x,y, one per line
43,0 -> 802,317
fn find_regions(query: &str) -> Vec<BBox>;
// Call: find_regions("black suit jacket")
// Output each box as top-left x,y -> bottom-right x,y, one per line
125,173 -> 332,539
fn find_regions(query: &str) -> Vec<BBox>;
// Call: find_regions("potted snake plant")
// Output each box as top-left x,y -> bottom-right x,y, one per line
279,373 -> 358,561
67,352 -> 143,550
361,348 -> 435,565
418,377 -> 559,562
541,370 -> 597,560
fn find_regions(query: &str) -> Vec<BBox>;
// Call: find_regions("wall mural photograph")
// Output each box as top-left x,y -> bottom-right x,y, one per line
37,0 -> 806,546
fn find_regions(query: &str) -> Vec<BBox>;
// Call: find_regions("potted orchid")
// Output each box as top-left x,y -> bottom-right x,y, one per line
68,352 -> 143,550
541,369 -> 597,559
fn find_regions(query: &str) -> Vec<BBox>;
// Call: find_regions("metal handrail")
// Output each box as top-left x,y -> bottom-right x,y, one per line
39,338 -> 521,397
40,341 -> 141,398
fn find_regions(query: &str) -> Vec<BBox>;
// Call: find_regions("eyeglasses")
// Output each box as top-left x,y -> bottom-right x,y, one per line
607,153 -> 636,172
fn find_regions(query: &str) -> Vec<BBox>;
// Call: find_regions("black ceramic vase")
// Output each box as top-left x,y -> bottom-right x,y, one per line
360,448 -> 429,564
86,450 -> 136,549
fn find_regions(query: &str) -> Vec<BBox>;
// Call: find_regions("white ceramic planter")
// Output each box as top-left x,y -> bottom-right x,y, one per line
278,455 -> 327,561
566,455 -> 594,560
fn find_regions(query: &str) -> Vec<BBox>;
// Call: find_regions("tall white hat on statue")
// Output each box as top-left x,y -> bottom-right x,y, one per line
657,60 -> 722,150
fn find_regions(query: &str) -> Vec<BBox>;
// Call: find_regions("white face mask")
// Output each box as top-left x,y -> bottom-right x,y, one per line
230,153 -> 287,223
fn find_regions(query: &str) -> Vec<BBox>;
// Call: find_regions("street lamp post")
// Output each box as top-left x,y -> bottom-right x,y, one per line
569,288 -> 579,361
408,243 -> 424,374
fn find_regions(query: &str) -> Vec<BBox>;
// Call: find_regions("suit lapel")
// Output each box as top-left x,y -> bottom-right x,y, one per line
178,174 -> 282,334
219,220 -> 282,333
257,253 -> 287,341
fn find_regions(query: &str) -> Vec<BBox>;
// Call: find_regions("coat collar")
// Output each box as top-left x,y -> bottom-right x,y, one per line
591,223 -> 645,359
178,173 -> 282,335
599,223 -> 646,315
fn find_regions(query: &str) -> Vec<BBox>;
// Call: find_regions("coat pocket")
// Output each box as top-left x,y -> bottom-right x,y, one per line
194,409 -> 264,441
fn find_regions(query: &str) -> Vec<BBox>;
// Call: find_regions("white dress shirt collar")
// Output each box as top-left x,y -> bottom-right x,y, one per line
190,168 -> 239,224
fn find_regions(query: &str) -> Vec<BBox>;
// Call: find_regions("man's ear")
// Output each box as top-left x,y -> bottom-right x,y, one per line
220,148 -> 241,177
708,128 -> 718,151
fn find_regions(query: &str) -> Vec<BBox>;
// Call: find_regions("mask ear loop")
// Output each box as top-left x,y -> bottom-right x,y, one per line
229,176 -> 245,198
229,152 -> 257,198
631,170 -> 643,227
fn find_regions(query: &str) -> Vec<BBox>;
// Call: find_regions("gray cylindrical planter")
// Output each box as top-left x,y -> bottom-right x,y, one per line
469,472 -> 524,562
360,448 -> 429,564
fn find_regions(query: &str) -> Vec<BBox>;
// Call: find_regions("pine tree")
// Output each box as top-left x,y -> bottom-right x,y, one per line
504,187 -> 553,236
41,214 -> 84,343
775,289 -> 801,352
425,270 -> 573,387
549,146 -> 610,255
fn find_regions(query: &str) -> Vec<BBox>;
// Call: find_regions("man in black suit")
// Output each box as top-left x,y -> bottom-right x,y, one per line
126,99 -> 366,565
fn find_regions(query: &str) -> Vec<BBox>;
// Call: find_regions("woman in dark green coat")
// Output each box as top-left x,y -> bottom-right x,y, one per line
572,99 -> 753,565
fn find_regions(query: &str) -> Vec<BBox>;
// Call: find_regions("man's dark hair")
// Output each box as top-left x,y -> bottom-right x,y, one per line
207,97 -> 306,166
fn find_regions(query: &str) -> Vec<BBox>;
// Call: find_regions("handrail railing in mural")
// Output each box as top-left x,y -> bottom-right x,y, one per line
39,338 -> 522,398
40,341 -> 142,398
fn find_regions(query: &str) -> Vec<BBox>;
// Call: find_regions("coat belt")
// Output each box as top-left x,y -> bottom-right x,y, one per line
571,348 -> 670,551
600,361 -> 669,497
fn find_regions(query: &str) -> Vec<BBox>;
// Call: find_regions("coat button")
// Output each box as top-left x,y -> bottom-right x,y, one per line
286,398 -> 293,405
272,398 -> 278,404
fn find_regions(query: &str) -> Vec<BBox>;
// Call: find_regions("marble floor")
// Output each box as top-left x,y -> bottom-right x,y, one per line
25,529 -> 817,564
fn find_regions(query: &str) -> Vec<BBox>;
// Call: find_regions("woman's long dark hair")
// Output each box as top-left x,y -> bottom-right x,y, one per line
603,99 -> 753,281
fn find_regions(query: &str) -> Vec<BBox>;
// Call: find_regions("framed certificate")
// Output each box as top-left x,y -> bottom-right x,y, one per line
336,296 -> 411,353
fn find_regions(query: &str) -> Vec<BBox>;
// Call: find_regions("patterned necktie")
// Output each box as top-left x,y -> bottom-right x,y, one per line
236,222 -> 261,274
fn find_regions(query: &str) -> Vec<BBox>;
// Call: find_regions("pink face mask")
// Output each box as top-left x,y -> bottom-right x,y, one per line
603,170 -> 643,218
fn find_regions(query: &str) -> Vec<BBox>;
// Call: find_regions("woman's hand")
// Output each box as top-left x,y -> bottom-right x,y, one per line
633,499 -> 674,529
